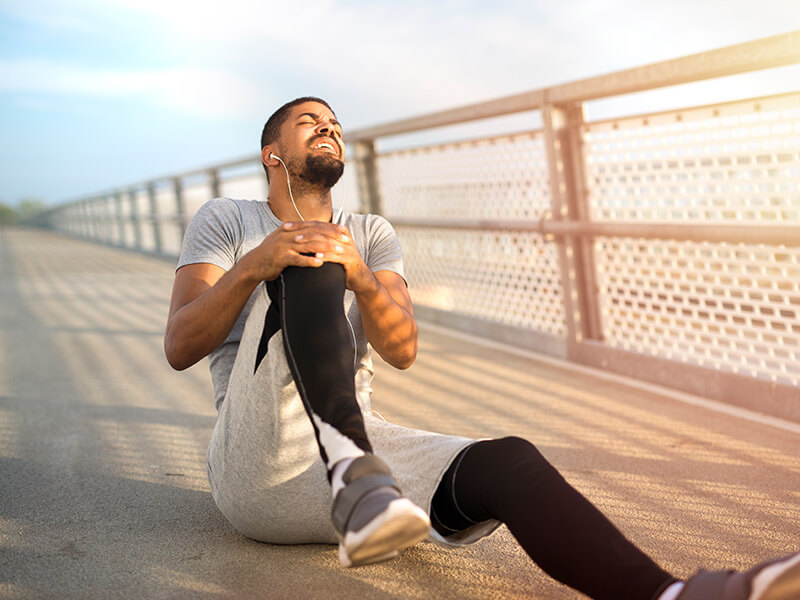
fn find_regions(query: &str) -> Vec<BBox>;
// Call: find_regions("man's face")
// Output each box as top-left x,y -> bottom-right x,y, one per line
276,101 -> 345,189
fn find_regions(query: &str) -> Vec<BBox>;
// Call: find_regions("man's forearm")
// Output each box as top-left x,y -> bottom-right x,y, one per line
165,258 -> 261,370
355,273 -> 418,370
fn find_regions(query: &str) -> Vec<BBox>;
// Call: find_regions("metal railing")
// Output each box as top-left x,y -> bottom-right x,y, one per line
34,31 -> 800,421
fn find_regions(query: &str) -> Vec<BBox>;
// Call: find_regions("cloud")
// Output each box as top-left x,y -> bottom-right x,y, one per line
0,58 -> 266,118
4,0 -> 800,205
7,0 -> 798,127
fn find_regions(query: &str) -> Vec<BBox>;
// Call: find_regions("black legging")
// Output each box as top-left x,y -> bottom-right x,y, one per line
256,262 -> 372,473
431,437 -> 675,600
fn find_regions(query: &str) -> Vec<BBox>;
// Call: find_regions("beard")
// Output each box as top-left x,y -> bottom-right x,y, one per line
298,153 -> 344,189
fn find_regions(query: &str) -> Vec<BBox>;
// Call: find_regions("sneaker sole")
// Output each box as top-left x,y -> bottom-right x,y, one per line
751,552 -> 800,600
339,498 -> 431,568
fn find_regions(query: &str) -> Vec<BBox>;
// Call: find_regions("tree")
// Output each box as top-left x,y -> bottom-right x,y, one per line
16,198 -> 47,220
0,202 -> 19,227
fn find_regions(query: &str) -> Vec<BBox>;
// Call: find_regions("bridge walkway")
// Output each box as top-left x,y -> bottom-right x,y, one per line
1,228 -> 798,599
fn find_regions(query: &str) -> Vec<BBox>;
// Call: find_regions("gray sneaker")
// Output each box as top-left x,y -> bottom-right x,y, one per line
331,454 -> 431,568
677,551 -> 800,599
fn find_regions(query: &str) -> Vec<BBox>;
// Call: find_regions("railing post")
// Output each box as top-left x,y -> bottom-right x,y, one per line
354,140 -> 383,215
543,102 -> 603,358
83,200 -> 94,240
94,198 -> 103,241
102,195 -> 113,244
208,169 -> 220,199
114,192 -> 126,248
70,204 -> 79,236
147,182 -> 163,254
130,188 -> 143,251
173,177 -> 186,242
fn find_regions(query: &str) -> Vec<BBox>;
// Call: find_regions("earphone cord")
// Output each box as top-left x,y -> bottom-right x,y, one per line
272,156 -> 355,367
273,154 -> 304,221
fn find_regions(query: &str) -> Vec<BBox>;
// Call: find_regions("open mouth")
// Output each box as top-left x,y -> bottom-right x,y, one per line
311,139 -> 339,155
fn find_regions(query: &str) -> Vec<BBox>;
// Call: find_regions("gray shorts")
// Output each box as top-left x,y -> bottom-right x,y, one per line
205,284 -> 500,545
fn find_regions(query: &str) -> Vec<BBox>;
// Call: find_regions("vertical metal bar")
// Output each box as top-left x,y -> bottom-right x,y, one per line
114,192 -> 126,248
130,188 -> 143,251
98,196 -> 106,242
208,169 -> 220,199
102,195 -> 113,243
173,177 -> 186,242
543,102 -> 602,359
148,182 -> 163,254
96,197 -> 105,242
76,203 -> 83,237
561,104 -> 603,342
354,140 -> 383,215
67,205 -> 75,236
84,200 -> 94,240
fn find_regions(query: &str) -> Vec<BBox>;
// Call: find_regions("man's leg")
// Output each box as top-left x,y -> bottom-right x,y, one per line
432,437 -> 800,600
262,262 -> 370,473
432,437 -> 676,600
261,262 -> 430,566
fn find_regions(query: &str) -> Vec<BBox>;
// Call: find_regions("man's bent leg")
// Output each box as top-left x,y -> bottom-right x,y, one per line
265,262 -> 370,474
264,262 -> 430,566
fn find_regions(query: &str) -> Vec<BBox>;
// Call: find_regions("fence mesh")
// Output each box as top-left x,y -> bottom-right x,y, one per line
586,93 -> 800,383
377,131 -> 564,334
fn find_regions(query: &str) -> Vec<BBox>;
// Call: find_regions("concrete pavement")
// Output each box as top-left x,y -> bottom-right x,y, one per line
1,228 -> 798,599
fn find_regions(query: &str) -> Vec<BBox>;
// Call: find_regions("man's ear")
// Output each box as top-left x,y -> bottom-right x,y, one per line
261,146 -> 279,167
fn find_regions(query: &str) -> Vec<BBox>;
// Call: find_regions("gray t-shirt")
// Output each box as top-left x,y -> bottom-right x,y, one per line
177,197 -> 405,409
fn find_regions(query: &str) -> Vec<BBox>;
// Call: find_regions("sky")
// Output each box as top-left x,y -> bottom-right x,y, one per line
1,0 -> 799,206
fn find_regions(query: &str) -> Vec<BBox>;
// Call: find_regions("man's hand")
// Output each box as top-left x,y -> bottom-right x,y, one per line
257,221 -> 416,369
261,221 -> 372,292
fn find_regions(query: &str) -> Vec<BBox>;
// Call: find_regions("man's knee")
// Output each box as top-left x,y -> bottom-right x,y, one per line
466,436 -> 557,484
282,262 -> 346,297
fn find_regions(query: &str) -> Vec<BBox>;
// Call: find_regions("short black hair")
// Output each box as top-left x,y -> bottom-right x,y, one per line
260,96 -> 335,177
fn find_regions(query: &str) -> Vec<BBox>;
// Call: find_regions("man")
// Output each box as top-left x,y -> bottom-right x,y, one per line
165,97 -> 799,599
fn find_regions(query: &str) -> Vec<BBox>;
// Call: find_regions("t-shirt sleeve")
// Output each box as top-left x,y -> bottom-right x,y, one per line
177,198 -> 243,272
366,214 -> 405,279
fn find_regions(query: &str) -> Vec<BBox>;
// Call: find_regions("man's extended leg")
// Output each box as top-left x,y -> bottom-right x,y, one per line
431,437 -> 673,599
261,262 -> 429,566
432,437 -> 800,600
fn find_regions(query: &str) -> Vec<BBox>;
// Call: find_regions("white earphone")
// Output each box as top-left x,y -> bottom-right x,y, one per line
269,152 -> 345,225
269,153 -> 304,221
269,152 -> 353,363
270,152 -> 355,367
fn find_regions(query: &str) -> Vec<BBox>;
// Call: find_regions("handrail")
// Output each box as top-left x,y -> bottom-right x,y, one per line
346,31 -> 800,141
39,31 -> 800,203
386,218 -> 800,246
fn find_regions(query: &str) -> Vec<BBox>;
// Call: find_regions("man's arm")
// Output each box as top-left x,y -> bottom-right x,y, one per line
299,222 -> 417,369
353,269 -> 418,370
165,261 -> 257,370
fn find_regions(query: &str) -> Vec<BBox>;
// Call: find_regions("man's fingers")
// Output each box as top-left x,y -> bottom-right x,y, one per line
288,231 -> 349,254
287,251 -> 324,268
283,221 -> 350,240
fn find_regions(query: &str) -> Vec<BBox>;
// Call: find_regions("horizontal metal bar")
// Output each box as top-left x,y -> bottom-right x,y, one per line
389,217 -> 800,246
346,91 -> 546,142
572,339 -> 800,423
551,32 -> 800,104
41,34 -> 800,212
544,220 -> 800,246
414,306 -> 567,358
586,89 -> 800,131
348,31 -> 800,141
389,217 -> 544,231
